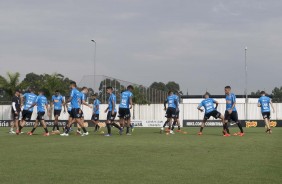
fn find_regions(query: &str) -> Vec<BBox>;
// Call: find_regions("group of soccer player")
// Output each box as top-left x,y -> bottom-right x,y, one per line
9,82 -> 275,137
10,81 -> 135,136
161,86 -> 275,136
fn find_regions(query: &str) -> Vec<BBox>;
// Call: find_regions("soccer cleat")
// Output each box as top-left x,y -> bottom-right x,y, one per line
9,131 -> 16,134
198,132 -> 203,135
60,133 -> 69,136
81,132 -> 89,136
27,132 -> 33,136
223,133 -> 231,137
239,133 -> 244,136
126,133 -> 132,136
119,128 -> 123,135
104,134 -> 111,137
16,130 -> 20,135
170,130 -> 175,135
43,132 -> 50,136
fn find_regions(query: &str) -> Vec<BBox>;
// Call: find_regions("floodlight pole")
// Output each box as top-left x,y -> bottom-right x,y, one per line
245,47 -> 248,120
91,40 -> 96,92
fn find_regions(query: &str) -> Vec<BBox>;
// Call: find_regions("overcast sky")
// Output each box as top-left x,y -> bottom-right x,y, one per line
1,0 -> 282,94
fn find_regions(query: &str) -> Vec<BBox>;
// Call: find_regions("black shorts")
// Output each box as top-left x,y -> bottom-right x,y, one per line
107,111 -> 117,121
11,111 -> 20,120
36,112 -> 45,121
22,110 -> 32,121
262,112 -> 271,119
119,108 -> 131,119
91,114 -> 99,121
54,110 -> 61,116
165,107 -> 176,118
204,110 -> 221,120
68,111 -> 71,115
70,108 -> 83,119
224,111 -> 239,122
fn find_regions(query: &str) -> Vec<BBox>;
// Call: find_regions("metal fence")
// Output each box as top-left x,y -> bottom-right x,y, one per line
78,75 -> 168,104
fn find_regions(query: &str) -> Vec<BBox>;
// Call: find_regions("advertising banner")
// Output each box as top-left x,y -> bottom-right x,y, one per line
183,120 -> 281,127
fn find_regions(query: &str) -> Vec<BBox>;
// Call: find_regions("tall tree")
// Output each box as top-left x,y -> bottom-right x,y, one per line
0,72 -> 21,99
272,87 -> 282,102
166,81 -> 180,93
149,82 -> 168,91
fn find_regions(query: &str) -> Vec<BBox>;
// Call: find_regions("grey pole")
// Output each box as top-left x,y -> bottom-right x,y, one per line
245,46 -> 248,120
91,40 -> 96,92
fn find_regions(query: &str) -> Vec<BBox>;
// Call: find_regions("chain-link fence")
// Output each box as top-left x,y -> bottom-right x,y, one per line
78,75 -> 168,104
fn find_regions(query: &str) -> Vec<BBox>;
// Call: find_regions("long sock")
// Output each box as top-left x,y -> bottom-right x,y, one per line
163,121 -> 168,128
200,127 -> 203,132
126,127 -> 130,134
94,125 -> 99,131
82,127 -> 87,133
237,122 -> 244,133
106,124 -> 111,134
178,126 -> 180,130
226,125 -> 230,134
31,128 -> 36,133
112,123 -> 121,130
56,125 -> 59,130
52,125 -> 56,131
171,125 -> 175,130
44,128 -> 48,133
65,127 -> 70,134
19,125 -> 23,131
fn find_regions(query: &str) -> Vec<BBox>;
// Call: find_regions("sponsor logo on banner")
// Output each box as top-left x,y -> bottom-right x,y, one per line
131,120 -> 164,127
270,121 -> 277,127
246,121 -> 258,128
183,120 -> 223,127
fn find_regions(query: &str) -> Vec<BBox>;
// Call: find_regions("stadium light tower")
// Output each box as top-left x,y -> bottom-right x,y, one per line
91,40 -> 96,92
245,46 -> 248,120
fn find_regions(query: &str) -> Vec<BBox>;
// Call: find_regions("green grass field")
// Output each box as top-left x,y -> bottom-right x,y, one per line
0,127 -> 281,184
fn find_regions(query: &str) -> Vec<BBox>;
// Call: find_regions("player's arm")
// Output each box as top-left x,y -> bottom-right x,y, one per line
164,100 -> 167,110
214,100 -> 219,109
62,98 -> 66,113
270,100 -> 275,113
257,102 -> 261,107
50,98 -> 54,112
46,103 -> 50,115
111,99 -> 115,115
197,105 -> 204,112
82,99 -> 91,108
129,96 -> 133,109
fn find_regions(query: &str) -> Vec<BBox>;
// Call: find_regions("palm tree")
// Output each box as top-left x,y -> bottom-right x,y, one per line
0,72 -> 20,98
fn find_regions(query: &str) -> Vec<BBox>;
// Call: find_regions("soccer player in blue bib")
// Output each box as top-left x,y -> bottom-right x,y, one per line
197,92 -> 225,135
171,94 -> 181,132
104,86 -> 123,136
76,87 -> 90,135
61,82 -> 91,136
258,91 -> 275,134
27,90 -> 50,136
51,90 -> 66,133
119,85 -> 134,135
18,88 -> 37,134
91,93 -> 101,132
162,91 -> 178,134
224,86 -> 244,136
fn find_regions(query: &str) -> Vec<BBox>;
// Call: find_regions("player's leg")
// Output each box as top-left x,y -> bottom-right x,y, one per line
41,119 -> 49,136
76,118 -> 88,136
223,111 -> 230,136
264,113 -> 271,134
28,119 -> 39,135
198,118 -> 207,135
111,113 -> 123,135
232,112 -> 244,136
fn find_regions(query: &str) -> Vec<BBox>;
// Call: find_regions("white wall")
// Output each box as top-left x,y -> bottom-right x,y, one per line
1,103 -> 281,121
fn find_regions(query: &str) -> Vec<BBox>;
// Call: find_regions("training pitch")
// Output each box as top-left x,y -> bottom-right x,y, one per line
0,127 -> 281,184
